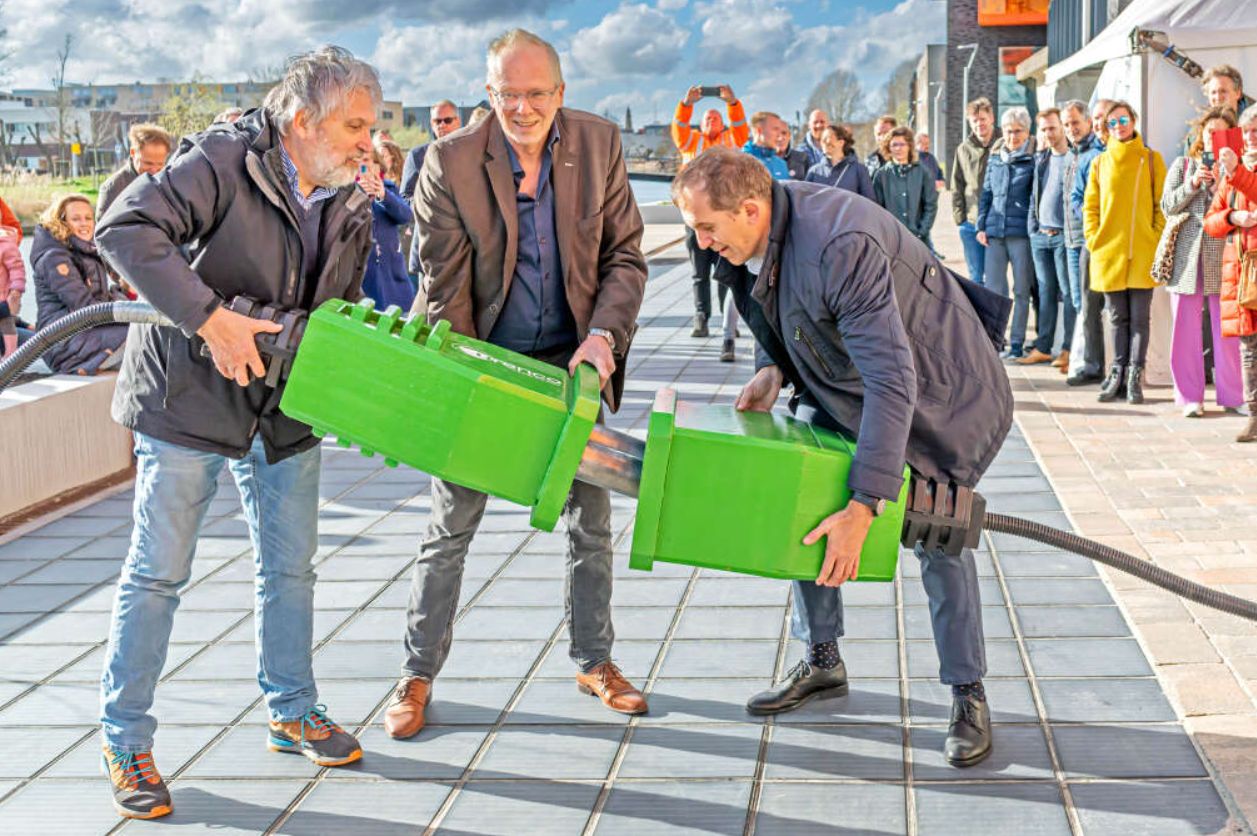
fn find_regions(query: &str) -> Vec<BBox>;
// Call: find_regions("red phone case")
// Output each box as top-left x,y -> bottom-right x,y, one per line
1212,127 -> 1244,158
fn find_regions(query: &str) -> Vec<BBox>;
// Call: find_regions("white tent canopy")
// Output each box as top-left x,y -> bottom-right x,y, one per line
1047,0 -> 1257,85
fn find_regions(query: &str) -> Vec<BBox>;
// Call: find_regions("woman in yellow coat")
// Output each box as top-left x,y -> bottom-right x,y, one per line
1083,101 -> 1167,404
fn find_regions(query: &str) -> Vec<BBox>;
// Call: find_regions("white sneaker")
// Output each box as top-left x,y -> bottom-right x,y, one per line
1227,404 -> 1252,417
1183,403 -> 1205,418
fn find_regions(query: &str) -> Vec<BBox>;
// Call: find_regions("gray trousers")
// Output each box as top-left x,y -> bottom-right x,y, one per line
1241,334 -> 1257,409
401,476 -> 616,680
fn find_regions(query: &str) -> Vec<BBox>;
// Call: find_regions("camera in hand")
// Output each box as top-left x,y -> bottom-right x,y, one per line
698,85 -> 723,99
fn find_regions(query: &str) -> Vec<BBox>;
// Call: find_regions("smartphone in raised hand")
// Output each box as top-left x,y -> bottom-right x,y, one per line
698,86 -> 722,99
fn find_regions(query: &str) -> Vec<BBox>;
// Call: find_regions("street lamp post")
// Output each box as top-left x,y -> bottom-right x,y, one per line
958,43 -> 979,141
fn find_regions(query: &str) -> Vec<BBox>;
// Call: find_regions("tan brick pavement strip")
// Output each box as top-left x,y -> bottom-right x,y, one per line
0,232 -> 1251,833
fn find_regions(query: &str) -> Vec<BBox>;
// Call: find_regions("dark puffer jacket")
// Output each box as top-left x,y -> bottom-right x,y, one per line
977,140 -> 1035,239
30,225 -> 128,374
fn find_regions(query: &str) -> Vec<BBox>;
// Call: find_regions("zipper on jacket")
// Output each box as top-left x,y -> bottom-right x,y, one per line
1129,156 -> 1144,261
794,325 -> 834,377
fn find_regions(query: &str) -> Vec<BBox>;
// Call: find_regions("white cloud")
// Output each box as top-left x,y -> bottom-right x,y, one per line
570,4 -> 689,79
693,0 -> 795,73
657,0 -> 687,9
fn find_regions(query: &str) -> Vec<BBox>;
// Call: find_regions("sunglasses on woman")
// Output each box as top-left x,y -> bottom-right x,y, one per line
1107,116 -> 1132,128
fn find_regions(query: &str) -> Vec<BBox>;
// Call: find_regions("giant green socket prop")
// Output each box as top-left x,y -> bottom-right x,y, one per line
280,299 -> 600,531
281,300 -> 907,581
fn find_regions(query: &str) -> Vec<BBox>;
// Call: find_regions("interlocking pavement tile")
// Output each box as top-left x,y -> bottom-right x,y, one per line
473,725 -> 622,779
1069,780 -> 1234,836
1027,638 -> 1154,678
673,607 -> 784,640
455,607 -> 564,641
475,578 -> 566,608
313,579 -> 390,610
638,678 -> 769,725
911,724 -> 1053,780
833,640 -> 901,678
0,583 -> 95,614
0,682 -> 99,726
0,643 -> 95,683
686,577 -> 789,607
905,605 -> 1013,639
243,679 -> 394,727
169,642 -> 258,681
774,679 -> 902,725
835,582 -> 897,606
914,783 -> 1070,835
1053,724 -> 1208,779
439,639 -> 548,679
902,550 -> 996,577
313,554 -> 415,581
0,726 -> 92,778
657,640 -> 779,679
902,577 -> 1005,606
0,537 -> 90,561
440,780 -> 600,835
610,578 -> 690,607
312,640 -> 416,680
124,779 -> 307,833
177,581 -> 253,612
907,639 -> 1025,679
1017,606 -> 1132,638
1005,578 -> 1115,606
602,607 -> 676,641
150,680 -> 262,725
763,723 -> 903,781
1038,678 -> 1176,723
45,724 -> 222,777
0,562 -> 47,585
595,780 -> 751,835
0,779 -> 128,832
832,607 -> 899,640
182,724 -> 322,779
13,559 -> 121,586
755,782 -> 906,835
332,725 -> 488,780
533,640 -> 658,683
909,679 -> 1038,724
422,678 -> 520,726
996,551 -> 1098,578
508,680 -> 635,725
497,553 -> 569,579
282,780 -> 452,834
1,610 -> 109,645
618,723 -> 762,778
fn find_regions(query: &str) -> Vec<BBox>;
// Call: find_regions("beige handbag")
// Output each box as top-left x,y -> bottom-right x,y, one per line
1151,157 -> 1191,285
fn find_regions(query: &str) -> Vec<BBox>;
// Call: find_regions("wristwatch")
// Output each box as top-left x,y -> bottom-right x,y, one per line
589,328 -> 616,352
850,491 -> 888,517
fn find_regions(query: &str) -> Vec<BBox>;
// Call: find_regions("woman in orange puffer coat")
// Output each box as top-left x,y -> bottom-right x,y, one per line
1204,105 -> 1257,441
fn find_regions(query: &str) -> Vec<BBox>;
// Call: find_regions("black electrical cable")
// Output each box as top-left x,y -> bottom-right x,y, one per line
0,301 -> 169,392
984,512 -> 1257,622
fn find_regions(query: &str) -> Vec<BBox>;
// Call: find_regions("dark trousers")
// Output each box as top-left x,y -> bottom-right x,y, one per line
1072,248 -> 1107,376
686,227 -> 718,318
1105,288 -> 1154,368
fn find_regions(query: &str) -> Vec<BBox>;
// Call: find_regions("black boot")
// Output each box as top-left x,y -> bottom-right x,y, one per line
690,314 -> 709,338
745,659 -> 848,716
945,692 -> 992,767
1126,364 -> 1145,404
1097,364 -> 1127,402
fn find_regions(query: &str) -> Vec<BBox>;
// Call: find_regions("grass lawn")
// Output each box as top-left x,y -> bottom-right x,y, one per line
1,177 -> 104,228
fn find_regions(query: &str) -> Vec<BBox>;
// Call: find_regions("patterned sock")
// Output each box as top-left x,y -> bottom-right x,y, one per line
952,681 -> 986,701
808,640 -> 841,670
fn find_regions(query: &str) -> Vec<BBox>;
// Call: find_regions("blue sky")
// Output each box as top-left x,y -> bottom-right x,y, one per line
6,0 -> 946,124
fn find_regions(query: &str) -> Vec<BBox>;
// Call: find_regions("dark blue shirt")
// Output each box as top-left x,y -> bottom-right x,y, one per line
488,125 -> 577,354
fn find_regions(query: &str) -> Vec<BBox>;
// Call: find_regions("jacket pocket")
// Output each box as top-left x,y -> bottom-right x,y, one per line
791,314 -> 856,381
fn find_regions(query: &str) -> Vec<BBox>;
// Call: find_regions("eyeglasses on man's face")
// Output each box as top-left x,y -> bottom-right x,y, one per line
1107,115 -> 1132,128
490,87 -> 560,109
432,116 -> 458,126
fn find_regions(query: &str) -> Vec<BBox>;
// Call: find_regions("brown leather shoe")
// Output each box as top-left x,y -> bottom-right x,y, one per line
1052,349 -> 1070,370
1017,348 -> 1054,365
576,661 -> 648,715
383,676 -> 431,739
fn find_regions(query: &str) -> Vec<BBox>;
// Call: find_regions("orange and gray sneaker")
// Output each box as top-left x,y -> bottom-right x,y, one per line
102,745 -> 172,819
267,704 -> 362,767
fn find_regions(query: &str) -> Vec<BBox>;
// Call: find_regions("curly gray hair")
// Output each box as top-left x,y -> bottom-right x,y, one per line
1000,106 -> 1032,130
264,45 -> 382,134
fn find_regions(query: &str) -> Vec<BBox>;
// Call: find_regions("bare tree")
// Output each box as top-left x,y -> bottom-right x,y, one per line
882,59 -> 918,125
806,68 -> 865,125
52,33 -> 75,174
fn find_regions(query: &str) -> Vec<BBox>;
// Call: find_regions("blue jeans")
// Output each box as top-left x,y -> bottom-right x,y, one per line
1065,245 -> 1084,311
958,222 -> 986,286
792,543 -> 986,685
100,432 -> 322,752
1030,232 -> 1075,354
984,235 -> 1035,352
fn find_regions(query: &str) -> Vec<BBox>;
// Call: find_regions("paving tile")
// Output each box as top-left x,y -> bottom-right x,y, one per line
0,561 -> 47,584
618,723 -> 762,778
150,680 -> 262,725
909,679 -> 1038,724
1069,780 -> 1233,836
763,723 -> 903,780
673,607 -> 785,640
904,605 -> 1013,640
313,553 -> 415,581
1017,606 -> 1132,638
440,781 -> 600,835
0,643 -> 94,682
833,582 -> 898,606
1027,638 -> 1154,678
912,724 -> 1053,780
170,642 -> 258,680
0,681 -> 99,725
907,639 -> 1025,679
423,678 -> 520,726
509,680 -> 635,726
311,640 -> 407,680
0,726 -> 93,778
313,579 -> 390,610
774,679 -> 902,725
217,609 -> 348,645
657,640 -> 779,679
0,538 -> 91,562
282,780 -> 452,834
0,779 -> 127,832
56,642 -> 199,682
533,640 -> 659,683
0,583 -> 95,613
1039,678 -> 1177,723
638,678 -> 770,725
13,558 -> 121,586
474,725 -> 622,779
833,606 -> 900,640
332,725 -> 488,780
183,723 -> 322,778
902,577 -> 1005,606
997,551 -> 1098,577
596,780 -> 751,835
438,639 -> 547,679
837,640 -> 901,678
914,783 -> 1070,835
45,724 -> 222,777
610,578 -> 690,607
0,613 -> 42,642
603,606 -> 676,640
755,782 -> 906,835
124,779 -> 306,834
686,578 -> 789,607
242,678 -> 394,727
177,581 -> 253,612
1053,724 -> 1208,779
475,578 -> 566,607
1005,578 -> 1115,606
455,607 -> 563,640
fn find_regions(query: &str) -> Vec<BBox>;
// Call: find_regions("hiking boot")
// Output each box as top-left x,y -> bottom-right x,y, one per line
690,315 -> 709,338
1126,364 -> 1145,404
1097,364 -> 1127,402
719,338 -> 735,362
268,705 -> 362,767
103,745 -> 172,820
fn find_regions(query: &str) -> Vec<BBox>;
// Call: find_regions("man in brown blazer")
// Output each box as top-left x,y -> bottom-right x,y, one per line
384,28 -> 649,740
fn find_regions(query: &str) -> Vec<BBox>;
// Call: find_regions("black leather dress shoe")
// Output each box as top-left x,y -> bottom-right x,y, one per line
945,694 -> 992,767
746,659 -> 848,716
1065,371 -> 1104,387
